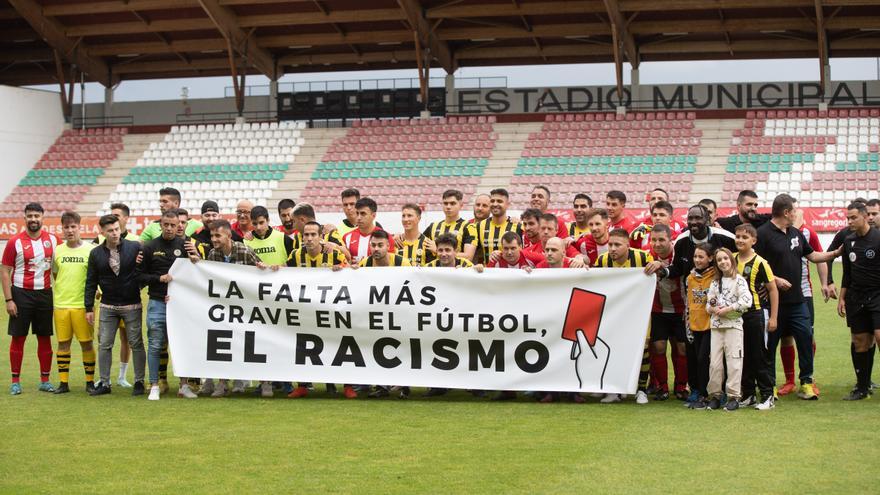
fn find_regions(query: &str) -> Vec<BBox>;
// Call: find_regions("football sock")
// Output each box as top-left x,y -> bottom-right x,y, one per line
780,344 -> 795,384
57,349 -> 71,383
37,336 -> 53,383
118,361 -> 129,381
10,336 -> 25,383
650,353 -> 669,392
82,344 -> 96,383
672,350 -> 689,391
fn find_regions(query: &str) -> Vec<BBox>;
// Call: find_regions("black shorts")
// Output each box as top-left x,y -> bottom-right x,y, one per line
650,312 -> 686,342
7,286 -> 53,337
846,292 -> 880,334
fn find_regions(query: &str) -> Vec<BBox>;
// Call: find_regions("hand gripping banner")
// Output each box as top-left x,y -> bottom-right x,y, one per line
167,260 -> 656,394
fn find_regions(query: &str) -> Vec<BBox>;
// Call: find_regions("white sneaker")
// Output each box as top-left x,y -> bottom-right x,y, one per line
148,385 -> 160,401
177,384 -> 198,399
600,393 -> 621,403
211,381 -> 229,398
635,390 -> 649,404
117,378 -> 133,388
260,381 -> 273,398
755,397 -> 775,410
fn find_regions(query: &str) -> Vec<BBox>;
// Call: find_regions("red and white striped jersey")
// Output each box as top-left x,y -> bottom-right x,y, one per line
2,230 -> 58,290
574,234 -> 609,265
342,227 -> 394,264
487,249 -> 545,269
799,225 -> 823,298
649,248 -> 685,314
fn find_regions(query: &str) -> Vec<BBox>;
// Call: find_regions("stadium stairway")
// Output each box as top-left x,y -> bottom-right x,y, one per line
78,133 -> 166,216
479,122 -> 543,197
269,128 -> 348,205
688,119 -> 742,203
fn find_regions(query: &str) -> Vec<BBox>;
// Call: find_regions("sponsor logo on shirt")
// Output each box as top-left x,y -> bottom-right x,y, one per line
253,246 -> 277,254
790,237 -> 799,250
866,249 -> 876,260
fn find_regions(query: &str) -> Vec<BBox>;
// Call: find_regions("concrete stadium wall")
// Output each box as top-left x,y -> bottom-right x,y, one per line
0,86 -> 64,200
75,95 -> 272,126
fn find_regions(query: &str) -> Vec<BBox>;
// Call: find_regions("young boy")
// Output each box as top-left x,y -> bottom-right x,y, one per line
733,224 -> 779,410
594,229 -> 653,404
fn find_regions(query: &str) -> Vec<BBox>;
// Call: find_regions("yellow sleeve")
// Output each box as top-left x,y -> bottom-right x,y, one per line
358,257 -> 369,267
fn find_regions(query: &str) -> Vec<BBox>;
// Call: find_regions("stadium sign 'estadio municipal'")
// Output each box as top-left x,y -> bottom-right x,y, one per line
453,80 -> 880,113
166,260 -> 656,394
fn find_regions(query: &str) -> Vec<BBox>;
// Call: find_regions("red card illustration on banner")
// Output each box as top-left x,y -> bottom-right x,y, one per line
562,288 -> 606,346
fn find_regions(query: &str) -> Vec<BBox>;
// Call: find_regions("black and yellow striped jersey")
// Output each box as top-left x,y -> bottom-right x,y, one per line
426,257 -> 474,268
594,248 -> 653,268
396,234 -> 435,267
358,254 -> 412,267
567,222 -> 590,239
475,216 -> 522,262
423,218 -> 477,252
287,248 -> 348,268
733,252 -> 775,311
289,230 -> 344,251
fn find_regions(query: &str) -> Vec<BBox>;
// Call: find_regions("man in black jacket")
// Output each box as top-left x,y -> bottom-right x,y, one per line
716,190 -> 771,234
645,204 -> 736,280
85,215 -> 145,396
138,210 -> 192,401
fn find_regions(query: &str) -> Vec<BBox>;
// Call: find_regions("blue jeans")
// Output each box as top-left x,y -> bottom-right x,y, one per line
766,302 -> 814,385
146,300 -> 167,385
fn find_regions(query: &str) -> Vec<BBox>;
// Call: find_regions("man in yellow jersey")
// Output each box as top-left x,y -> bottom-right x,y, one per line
422,233 -> 483,399
52,211 -> 97,394
94,203 -> 140,388
426,233 -> 477,269
352,230 -> 409,398
475,188 -> 522,262
290,203 -> 350,261
567,194 -> 593,239
423,190 -> 477,261
594,228 -> 654,405
397,203 -> 434,267
286,221 -> 350,400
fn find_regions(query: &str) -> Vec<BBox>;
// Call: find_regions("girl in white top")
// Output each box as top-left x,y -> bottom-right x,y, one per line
705,247 -> 753,411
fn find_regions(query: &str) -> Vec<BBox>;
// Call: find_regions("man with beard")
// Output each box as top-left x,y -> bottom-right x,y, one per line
276,198 -> 297,239
528,185 -> 568,238
644,204 -> 737,281
525,214 -> 584,266
190,201 -> 242,259
574,209 -> 612,265
716,190 -> 770,234
520,208 -> 543,251
289,203 -> 349,260
2,203 -> 58,395
475,189 -> 522,263
567,194 -> 593,239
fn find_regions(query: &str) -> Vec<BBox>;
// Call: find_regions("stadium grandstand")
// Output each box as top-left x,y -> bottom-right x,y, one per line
1,0 -> 879,235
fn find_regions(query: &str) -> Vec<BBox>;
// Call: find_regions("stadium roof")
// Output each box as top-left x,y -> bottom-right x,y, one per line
2,0 -> 880,88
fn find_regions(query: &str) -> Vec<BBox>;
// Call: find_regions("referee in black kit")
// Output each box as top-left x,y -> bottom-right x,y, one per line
838,202 -> 880,401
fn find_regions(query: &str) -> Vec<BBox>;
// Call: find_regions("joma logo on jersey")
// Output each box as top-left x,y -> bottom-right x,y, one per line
254,246 -> 276,254
61,256 -> 85,263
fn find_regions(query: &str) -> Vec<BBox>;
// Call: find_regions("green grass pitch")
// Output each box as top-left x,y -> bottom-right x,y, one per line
0,265 -> 878,494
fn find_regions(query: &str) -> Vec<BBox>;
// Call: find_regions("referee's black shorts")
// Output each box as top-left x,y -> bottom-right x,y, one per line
846,291 -> 880,335
650,312 -> 686,342
7,286 -> 53,337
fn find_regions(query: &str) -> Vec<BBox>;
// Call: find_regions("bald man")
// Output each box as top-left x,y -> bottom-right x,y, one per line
471,194 -> 491,224
231,199 -> 254,238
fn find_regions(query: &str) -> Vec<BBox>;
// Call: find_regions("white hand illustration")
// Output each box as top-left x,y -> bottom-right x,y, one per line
571,329 -> 611,389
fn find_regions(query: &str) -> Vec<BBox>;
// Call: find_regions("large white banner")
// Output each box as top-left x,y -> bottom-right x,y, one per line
167,260 -> 656,394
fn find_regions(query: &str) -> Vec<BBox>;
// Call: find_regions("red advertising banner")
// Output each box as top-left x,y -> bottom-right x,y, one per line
0,208 -> 850,241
